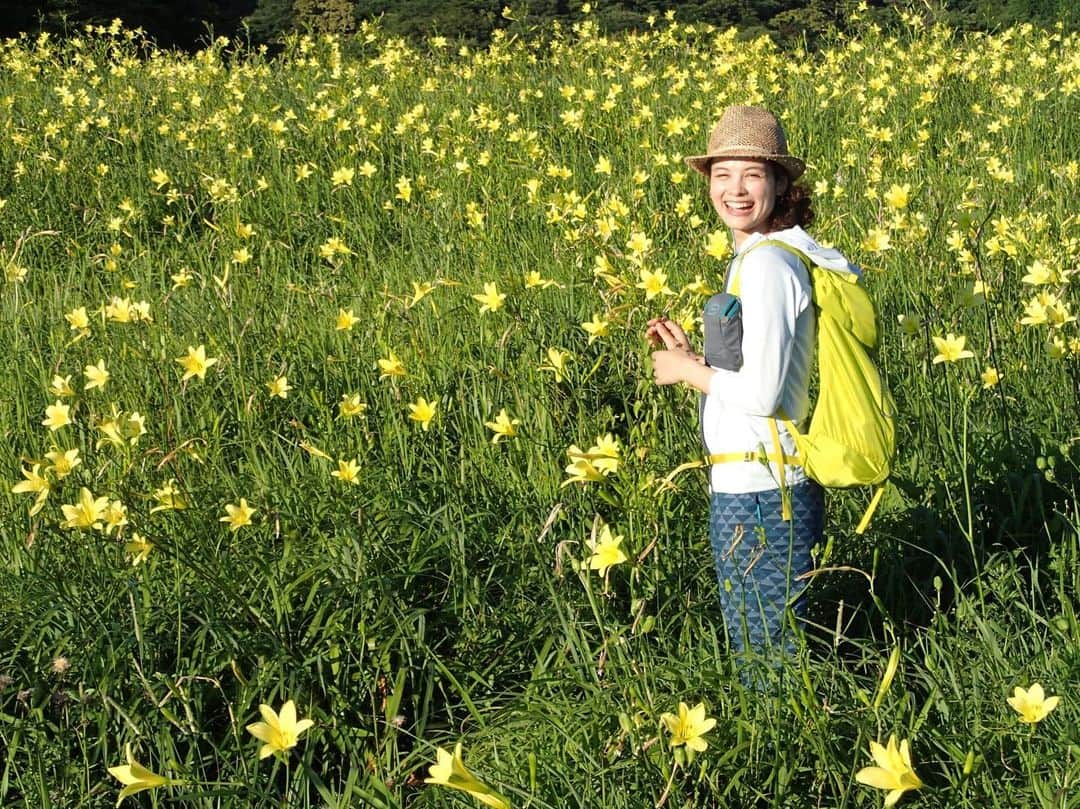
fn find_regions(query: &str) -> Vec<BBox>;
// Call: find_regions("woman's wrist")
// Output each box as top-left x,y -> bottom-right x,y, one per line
681,354 -> 715,392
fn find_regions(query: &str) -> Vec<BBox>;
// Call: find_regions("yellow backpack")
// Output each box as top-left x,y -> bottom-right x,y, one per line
710,239 -> 896,534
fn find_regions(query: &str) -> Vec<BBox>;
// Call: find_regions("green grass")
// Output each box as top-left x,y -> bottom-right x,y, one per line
1,10 -> 1078,808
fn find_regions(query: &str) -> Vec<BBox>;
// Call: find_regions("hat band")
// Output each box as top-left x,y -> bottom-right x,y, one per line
709,145 -> 785,158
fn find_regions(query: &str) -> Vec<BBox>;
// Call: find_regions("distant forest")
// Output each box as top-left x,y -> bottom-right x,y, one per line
3,0 -> 1076,50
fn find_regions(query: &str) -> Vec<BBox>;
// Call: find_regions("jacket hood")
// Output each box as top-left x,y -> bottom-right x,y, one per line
741,226 -> 863,278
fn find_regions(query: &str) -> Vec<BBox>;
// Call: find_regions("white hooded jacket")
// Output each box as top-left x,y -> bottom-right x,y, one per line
702,225 -> 862,494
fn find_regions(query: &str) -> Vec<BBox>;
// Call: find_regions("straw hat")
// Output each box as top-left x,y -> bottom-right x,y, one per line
685,105 -> 805,181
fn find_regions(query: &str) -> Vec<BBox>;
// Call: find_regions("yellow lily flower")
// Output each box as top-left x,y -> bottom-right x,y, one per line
42,400 -> 72,431
220,498 -> 256,532
484,409 -> 520,443
60,487 -> 109,531
83,358 -> 110,391
378,351 -> 406,379
246,699 -> 315,759
931,333 -> 974,364
586,523 -> 628,576
408,397 -> 438,431
108,744 -> 173,806
472,282 -> 506,314
175,344 -> 218,381
855,734 -> 923,807
425,741 -> 509,809
660,701 -> 717,752
11,463 -> 51,516
339,393 -> 368,418
1007,683 -> 1060,723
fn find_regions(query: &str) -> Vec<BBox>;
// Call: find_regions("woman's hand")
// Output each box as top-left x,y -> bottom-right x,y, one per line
645,317 -> 693,353
651,349 -> 695,385
647,318 -> 715,392
651,349 -> 716,392
646,316 -> 712,389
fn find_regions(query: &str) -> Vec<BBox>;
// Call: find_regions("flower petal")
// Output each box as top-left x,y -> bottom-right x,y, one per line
868,739 -> 893,771
686,736 -> 708,752
107,765 -> 137,786
117,782 -> 156,804
474,792 -> 510,809
426,747 -> 455,784
258,703 -> 280,728
855,766 -> 899,790
246,721 -> 274,744
279,700 -> 297,728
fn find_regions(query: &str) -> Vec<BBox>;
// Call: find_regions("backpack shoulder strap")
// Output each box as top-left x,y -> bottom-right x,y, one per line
754,239 -> 810,266
731,239 -> 811,297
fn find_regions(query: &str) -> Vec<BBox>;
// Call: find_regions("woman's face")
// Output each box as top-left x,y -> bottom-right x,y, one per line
708,158 -> 787,247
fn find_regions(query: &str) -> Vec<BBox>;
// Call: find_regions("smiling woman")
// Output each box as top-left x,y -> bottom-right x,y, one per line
709,159 -> 784,246
645,105 -> 860,678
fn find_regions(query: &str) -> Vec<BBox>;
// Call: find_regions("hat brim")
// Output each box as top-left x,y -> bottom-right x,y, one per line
685,152 -> 805,181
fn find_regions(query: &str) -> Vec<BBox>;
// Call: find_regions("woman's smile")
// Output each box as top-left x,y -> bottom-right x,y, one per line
708,158 -> 786,247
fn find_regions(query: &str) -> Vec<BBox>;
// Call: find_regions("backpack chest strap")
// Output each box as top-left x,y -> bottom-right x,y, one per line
705,417 -> 801,521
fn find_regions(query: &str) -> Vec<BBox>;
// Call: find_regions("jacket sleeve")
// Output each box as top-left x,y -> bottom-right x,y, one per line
706,247 -> 810,416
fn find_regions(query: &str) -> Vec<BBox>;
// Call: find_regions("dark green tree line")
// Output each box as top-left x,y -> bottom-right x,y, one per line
2,0 -> 256,48
0,0 -> 1074,51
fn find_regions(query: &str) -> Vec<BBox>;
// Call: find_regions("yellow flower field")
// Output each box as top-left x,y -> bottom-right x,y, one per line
0,9 -> 1077,806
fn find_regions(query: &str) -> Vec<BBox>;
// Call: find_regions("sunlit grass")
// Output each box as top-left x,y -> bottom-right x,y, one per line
1,8 -> 1077,807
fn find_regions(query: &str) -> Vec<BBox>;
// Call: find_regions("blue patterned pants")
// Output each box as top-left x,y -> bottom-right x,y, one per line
708,480 -> 824,657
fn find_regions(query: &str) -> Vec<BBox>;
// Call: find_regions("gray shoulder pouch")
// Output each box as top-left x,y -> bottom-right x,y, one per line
702,292 -> 743,371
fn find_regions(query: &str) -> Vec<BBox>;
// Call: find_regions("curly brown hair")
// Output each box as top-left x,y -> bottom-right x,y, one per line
766,162 -> 814,231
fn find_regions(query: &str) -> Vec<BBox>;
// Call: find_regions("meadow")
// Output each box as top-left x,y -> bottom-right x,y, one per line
1,7 -> 1078,807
